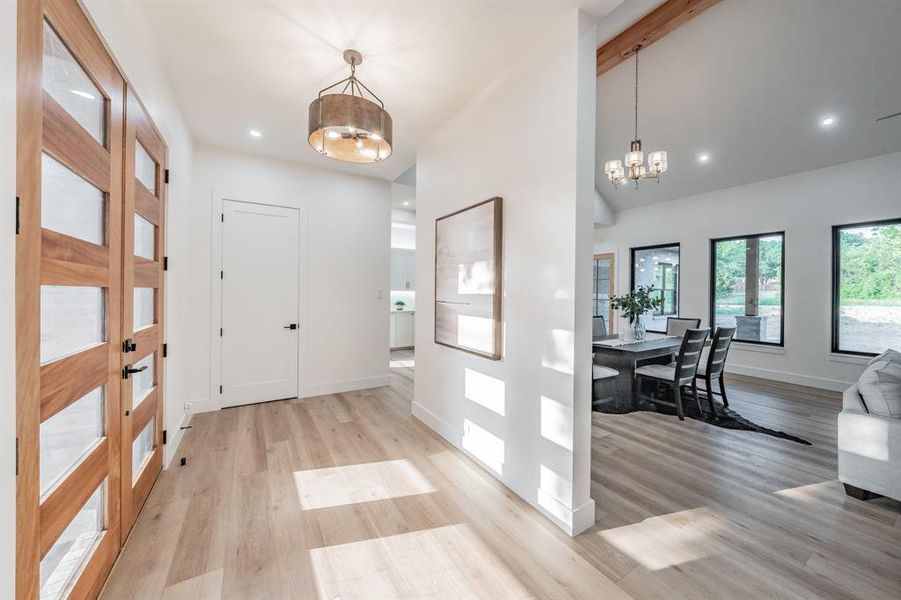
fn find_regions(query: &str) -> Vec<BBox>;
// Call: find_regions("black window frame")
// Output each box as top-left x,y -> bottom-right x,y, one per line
709,231 -> 785,347
831,217 -> 901,356
630,242 -> 681,334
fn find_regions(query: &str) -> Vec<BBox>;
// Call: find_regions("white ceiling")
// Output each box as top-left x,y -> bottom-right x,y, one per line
597,0 -> 901,210
138,0 -> 623,182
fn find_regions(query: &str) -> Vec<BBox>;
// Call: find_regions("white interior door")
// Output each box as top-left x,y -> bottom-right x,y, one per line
221,200 -> 299,407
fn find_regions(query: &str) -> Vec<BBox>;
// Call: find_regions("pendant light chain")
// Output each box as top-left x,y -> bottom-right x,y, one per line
634,45 -> 640,141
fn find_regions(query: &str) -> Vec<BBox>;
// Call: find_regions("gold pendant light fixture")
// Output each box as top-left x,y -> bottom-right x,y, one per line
604,45 -> 667,188
308,49 -> 393,164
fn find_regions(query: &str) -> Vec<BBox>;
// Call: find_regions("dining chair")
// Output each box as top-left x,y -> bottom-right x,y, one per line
696,326 -> 736,414
593,315 -> 608,339
632,328 -> 710,420
666,317 -> 702,337
592,363 -> 619,407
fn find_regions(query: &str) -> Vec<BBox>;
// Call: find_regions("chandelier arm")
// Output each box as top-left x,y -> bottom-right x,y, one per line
318,75 -> 354,98
352,77 -> 385,109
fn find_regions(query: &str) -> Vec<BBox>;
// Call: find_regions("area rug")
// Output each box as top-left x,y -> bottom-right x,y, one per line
593,392 -> 812,445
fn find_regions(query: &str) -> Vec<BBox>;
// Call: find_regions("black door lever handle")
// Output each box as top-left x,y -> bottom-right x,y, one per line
284,324 -> 298,330
122,364 -> 148,379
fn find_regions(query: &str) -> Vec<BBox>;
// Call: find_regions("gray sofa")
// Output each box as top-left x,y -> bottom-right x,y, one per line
837,349 -> 901,501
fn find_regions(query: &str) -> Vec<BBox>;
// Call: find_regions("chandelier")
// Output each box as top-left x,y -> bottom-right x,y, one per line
308,49 -> 393,164
604,45 -> 666,188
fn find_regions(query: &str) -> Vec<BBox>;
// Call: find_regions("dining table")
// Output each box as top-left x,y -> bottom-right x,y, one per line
592,332 -> 699,412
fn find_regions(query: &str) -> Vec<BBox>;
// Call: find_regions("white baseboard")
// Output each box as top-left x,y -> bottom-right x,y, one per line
301,374 -> 392,399
726,363 -> 852,392
411,401 -> 595,537
163,412 -> 192,468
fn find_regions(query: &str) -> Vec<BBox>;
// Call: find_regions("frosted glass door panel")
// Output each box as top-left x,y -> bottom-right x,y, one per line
40,286 -> 105,365
132,418 -> 155,482
134,141 -> 156,194
134,288 -> 154,330
39,481 -> 104,600
131,354 -> 154,405
134,214 -> 155,260
39,386 -> 104,496
41,153 -> 105,246
42,21 -> 105,145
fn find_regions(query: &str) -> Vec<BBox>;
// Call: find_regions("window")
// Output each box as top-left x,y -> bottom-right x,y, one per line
631,244 -> 680,333
710,232 -> 784,346
832,218 -> 901,355
593,253 -> 614,328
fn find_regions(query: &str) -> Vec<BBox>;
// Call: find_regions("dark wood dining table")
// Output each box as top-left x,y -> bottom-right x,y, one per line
592,332 -> 694,411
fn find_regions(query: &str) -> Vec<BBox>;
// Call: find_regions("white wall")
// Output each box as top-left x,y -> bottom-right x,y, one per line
191,146 -> 392,409
414,10 -> 598,536
0,1 -> 16,595
595,151 -> 901,391
85,0 -> 195,466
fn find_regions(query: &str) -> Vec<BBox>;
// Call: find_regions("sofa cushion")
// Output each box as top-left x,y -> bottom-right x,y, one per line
868,348 -> 901,367
857,356 -> 901,418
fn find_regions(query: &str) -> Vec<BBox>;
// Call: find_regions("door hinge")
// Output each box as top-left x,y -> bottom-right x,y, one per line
162,343 -> 168,358
162,429 -> 168,444
220,270 -> 223,279
15,437 -> 19,476
219,327 -> 223,337
221,213 -> 224,222
219,384 -> 223,394
164,169 -> 170,184
163,256 -> 169,271
15,196 -> 20,235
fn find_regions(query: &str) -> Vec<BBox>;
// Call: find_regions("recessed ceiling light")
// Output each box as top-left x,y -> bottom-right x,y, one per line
249,129 -> 262,138
698,153 -> 710,163
403,201 -> 410,206
70,89 -> 96,100
820,116 -> 836,127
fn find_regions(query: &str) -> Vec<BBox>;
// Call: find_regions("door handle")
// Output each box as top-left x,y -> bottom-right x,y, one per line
284,324 -> 298,330
122,364 -> 148,379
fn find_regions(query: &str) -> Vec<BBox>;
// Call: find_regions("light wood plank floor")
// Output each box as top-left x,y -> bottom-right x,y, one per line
102,355 -> 901,599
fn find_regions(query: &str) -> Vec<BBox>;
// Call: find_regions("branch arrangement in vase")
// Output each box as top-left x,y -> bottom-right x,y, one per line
610,285 -> 662,339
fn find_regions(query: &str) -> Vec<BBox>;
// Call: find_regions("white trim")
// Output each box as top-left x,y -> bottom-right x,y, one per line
412,401 -> 595,537
731,342 -> 786,355
829,352 -> 871,366
162,412 -> 192,468
300,376 -> 392,399
0,1 -> 16,594
725,363 -> 852,392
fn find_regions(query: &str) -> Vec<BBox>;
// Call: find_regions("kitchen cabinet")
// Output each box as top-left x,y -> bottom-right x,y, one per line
390,311 -> 415,348
390,248 -> 415,291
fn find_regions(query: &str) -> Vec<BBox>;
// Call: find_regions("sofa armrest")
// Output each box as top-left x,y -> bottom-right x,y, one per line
837,409 -> 901,501
842,384 -> 867,412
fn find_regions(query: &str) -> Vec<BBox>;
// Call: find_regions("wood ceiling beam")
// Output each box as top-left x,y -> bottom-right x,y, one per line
596,0 -> 722,77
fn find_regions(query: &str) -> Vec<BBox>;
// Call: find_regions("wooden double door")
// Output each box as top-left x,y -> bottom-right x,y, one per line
16,1 -> 167,598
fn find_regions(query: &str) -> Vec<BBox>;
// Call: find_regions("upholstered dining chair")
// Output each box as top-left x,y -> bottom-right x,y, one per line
593,315 -> 607,339
633,328 -> 710,420
666,317 -> 701,337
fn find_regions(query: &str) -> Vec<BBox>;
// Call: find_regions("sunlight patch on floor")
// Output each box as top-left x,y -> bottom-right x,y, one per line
773,480 -> 836,502
598,508 -> 720,571
310,524 -> 530,599
390,359 -> 415,369
294,459 -> 436,510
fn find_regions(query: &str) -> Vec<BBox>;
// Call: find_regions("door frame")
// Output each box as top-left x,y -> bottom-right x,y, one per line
593,252 -> 616,334
208,196 -> 304,410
